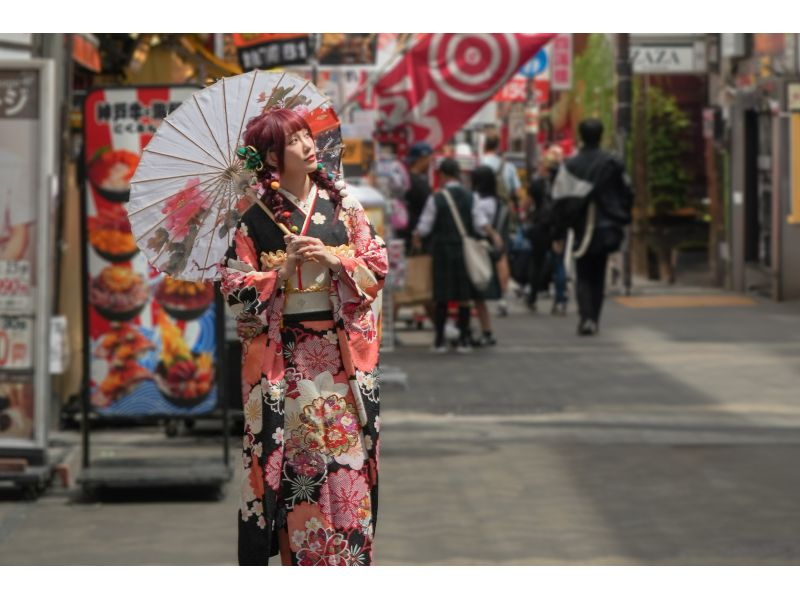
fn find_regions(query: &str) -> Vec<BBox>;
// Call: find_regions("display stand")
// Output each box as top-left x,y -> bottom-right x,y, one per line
76,86 -> 231,497
77,291 -> 232,496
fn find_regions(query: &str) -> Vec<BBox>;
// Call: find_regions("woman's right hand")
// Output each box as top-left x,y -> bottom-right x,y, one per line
278,234 -> 305,282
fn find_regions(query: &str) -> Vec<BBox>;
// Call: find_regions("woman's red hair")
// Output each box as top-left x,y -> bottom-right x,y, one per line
240,107 -> 344,230
243,108 -> 312,175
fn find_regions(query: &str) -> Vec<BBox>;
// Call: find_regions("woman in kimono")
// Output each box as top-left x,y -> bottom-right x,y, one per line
220,107 -> 387,566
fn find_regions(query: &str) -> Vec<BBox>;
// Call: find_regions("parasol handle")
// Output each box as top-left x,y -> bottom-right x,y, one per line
237,176 -> 320,264
254,199 -> 292,236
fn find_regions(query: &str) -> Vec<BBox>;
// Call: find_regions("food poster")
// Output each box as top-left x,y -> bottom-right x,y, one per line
83,87 -> 219,417
0,67 -> 41,443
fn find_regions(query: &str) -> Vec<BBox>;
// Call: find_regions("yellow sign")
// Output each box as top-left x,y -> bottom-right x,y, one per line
342,138 -> 364,165
789,113 -> 800,225
364,206 -> 385,240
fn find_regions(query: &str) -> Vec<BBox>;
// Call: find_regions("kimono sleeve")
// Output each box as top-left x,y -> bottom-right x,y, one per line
335,194 -> 389,313
218,220 -> 282,327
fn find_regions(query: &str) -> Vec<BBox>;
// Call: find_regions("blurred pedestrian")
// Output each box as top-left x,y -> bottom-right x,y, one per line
393,141 -> 436,328
402,141 -> 434,251
412,158 -> 501,353
481,133 -> 523,316
526,146 -> 567,315
551,118 -> 633,336
469,165 -> 509,346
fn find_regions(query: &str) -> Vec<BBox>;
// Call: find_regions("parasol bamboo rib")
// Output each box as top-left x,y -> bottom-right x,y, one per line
222,78 -> 231,163
193,95 -> 229,169
130,170 -> 222,185
197,179 -> 232,281
310,98 -> 329,113
126,173 -> 222,217
189,172 -> 230,251
150,216 -> 180,267
143,148 -> 224,171
266,71 -> 287,109
199,179 -> 239,281
285,79 -> 311,109
234,70 -> 258,159
162,118 -> 228,169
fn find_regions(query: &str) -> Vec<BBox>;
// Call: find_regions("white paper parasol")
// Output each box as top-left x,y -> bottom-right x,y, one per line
127,70 -> 343,281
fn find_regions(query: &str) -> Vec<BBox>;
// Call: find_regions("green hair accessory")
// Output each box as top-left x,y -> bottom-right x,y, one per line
236,145 -> 264,172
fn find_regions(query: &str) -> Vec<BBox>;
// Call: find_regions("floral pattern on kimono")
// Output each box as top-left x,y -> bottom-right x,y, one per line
219,186 -> 387,566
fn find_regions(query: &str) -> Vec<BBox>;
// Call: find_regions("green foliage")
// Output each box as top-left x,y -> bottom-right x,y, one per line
572,34 -> 615,148
633,83 -> 692,213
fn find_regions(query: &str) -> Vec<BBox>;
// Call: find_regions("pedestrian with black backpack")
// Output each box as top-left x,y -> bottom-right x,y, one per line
550,119 -> 634,336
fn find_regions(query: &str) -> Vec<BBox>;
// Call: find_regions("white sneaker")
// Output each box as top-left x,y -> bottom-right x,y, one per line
497,300 -> 509,317
430,345 -> 448,354
444,322 -> 460,342
455,343 -> 473,354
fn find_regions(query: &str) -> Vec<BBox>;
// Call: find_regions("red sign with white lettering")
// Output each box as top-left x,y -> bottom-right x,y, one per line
551,34 -> 573,91
493,77 -> 550,104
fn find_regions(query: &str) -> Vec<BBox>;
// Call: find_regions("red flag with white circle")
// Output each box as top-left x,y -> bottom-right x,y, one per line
372,33 -> 556,154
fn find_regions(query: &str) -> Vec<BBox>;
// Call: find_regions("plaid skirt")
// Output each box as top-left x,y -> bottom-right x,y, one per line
432,241 -> 477,302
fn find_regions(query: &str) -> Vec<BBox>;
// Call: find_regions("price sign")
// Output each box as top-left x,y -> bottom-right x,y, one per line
0,260 -> 33,313
0,315 -> 33,370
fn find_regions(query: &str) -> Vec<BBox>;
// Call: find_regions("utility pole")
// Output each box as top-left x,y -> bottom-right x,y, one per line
524,72 -> 539,183
310,33 -> 320,86
616,33 -> 633,295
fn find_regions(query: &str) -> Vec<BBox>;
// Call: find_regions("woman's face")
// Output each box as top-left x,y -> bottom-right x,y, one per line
281,126 -> 317,176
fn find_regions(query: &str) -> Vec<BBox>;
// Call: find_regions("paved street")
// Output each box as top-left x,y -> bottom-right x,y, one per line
2,283 -> 800,565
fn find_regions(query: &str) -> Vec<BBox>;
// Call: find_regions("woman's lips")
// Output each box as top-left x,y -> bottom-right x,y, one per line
305,155 -> 316,163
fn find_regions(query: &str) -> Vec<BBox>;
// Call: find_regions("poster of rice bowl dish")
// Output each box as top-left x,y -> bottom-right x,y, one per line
82,86 -> 219,417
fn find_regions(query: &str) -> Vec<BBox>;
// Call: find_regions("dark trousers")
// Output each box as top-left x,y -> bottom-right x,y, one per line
575,250 -> 609,324
526,241 -> 550,306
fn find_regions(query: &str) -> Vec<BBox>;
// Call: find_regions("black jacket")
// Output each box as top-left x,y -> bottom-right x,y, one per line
551,147 -> 633,246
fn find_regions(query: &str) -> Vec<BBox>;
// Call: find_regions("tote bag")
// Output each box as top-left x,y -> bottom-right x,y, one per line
441,189 -> 493,292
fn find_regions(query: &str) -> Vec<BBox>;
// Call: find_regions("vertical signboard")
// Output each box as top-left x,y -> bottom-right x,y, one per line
551,34 -> 573,91
82,87 -> 219,417
0,60 -> 54,451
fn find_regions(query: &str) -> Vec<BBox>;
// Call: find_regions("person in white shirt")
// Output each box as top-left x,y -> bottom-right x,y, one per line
479,134 -> 521,315
470,165 -> 511,346
412,158 -> 501,353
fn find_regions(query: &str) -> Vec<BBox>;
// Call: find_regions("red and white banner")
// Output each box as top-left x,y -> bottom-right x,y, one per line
371,33 -> 555,152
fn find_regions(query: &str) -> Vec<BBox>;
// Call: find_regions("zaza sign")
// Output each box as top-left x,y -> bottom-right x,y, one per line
631,44 -> 706,74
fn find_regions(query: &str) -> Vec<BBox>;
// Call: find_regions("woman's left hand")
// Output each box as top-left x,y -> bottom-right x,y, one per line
284,235 -> 342,272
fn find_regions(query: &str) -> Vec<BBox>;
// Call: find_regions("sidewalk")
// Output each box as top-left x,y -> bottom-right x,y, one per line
1,279 -> 799,564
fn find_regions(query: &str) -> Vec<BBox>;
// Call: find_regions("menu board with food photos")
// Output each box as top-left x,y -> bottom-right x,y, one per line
82,86 -> 219,417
